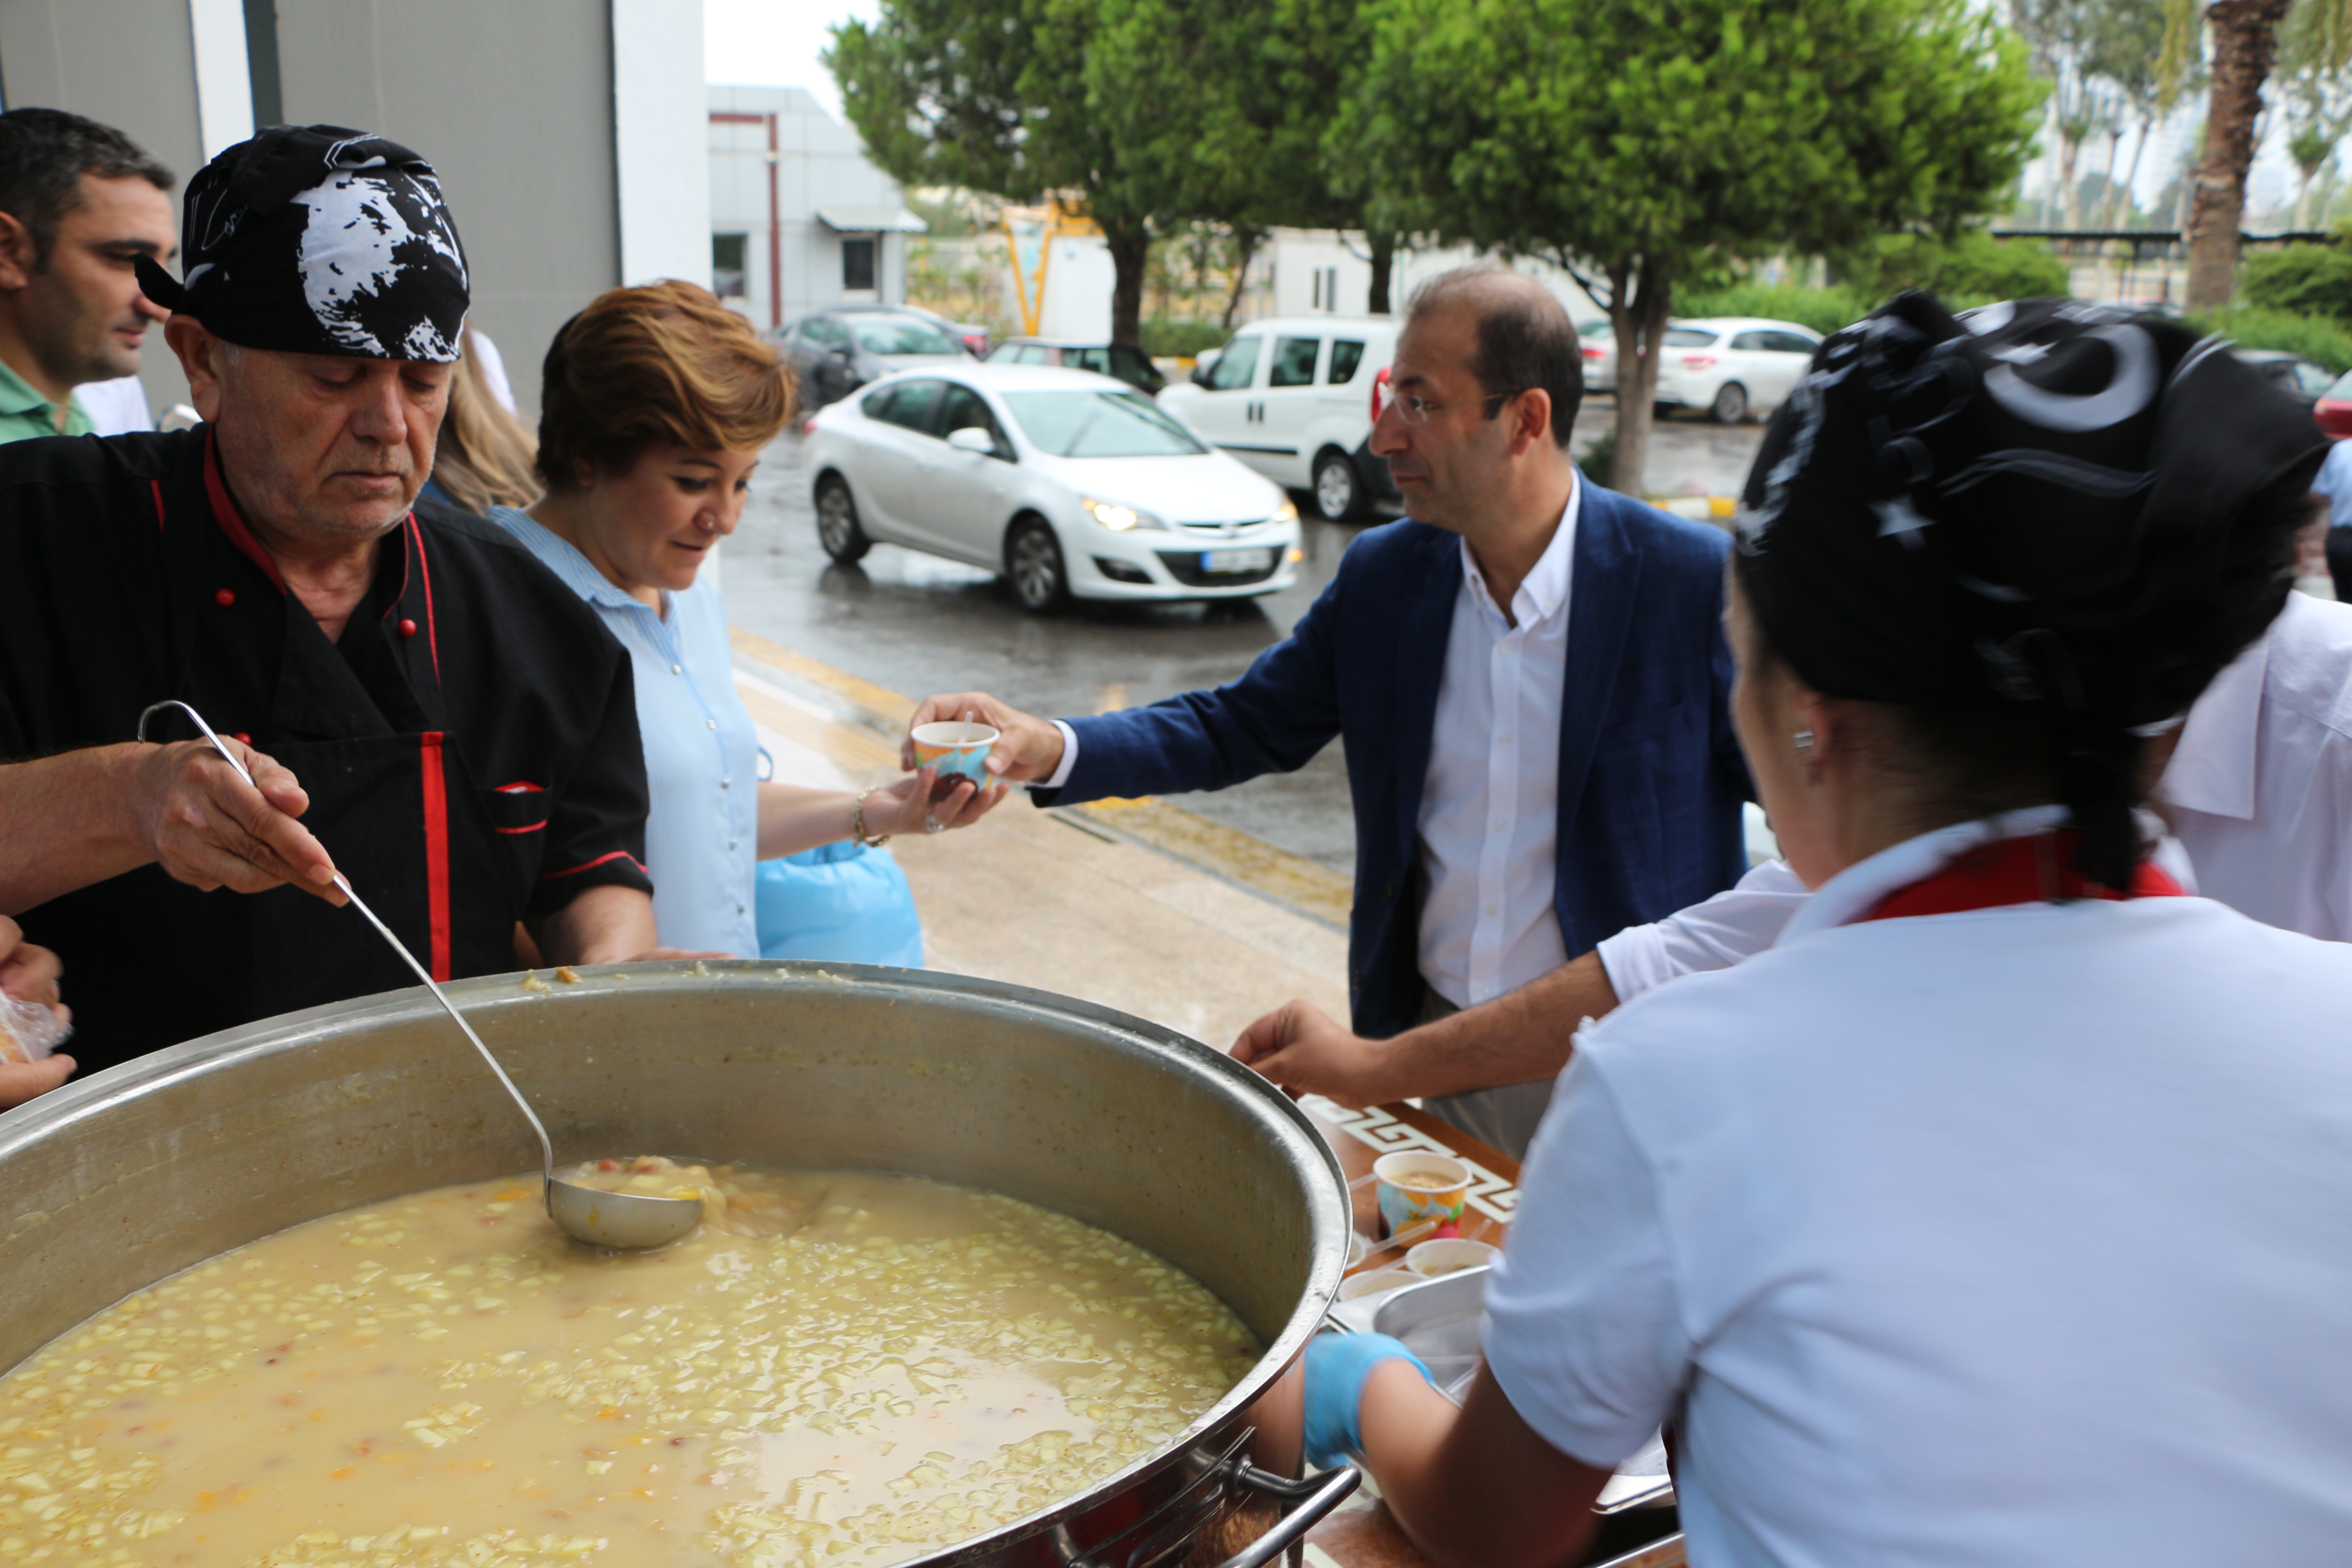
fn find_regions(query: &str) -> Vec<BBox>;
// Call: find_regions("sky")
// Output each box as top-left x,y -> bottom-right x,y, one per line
704,0 -> 878,121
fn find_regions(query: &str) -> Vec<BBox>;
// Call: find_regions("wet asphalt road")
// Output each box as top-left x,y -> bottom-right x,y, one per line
722,403 -> 1763,880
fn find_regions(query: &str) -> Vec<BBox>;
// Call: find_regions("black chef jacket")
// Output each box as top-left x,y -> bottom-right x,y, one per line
0,427 -> 655,1072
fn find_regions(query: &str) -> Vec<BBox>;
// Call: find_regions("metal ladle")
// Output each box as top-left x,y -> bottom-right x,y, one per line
138,701 -> 705,1250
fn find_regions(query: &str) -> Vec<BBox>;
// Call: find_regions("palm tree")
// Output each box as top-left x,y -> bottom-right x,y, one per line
2177,0 -> 2352,308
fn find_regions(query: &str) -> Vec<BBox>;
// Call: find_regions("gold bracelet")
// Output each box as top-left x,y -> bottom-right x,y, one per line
852,786 -> 891,848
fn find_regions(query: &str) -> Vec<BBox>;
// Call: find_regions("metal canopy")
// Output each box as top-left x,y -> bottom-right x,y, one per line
816,206 -> 929,234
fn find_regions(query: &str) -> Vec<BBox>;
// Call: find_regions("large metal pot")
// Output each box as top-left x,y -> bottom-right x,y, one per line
0,962 -> 1355,1567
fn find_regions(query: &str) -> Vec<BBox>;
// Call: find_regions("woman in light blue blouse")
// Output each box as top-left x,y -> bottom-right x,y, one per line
493,282 -> 1003,956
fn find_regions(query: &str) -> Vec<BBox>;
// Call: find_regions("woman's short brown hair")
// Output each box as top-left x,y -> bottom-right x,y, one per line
535,279 -> 797,490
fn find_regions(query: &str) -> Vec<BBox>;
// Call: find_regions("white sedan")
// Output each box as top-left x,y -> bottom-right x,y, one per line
804,363 -> 1301,612
1650,317 -> 1823,424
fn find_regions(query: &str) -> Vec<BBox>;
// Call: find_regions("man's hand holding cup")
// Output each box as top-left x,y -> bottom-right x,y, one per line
902,694 -> 1066,784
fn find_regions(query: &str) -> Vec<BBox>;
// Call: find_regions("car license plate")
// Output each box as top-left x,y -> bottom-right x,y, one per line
1201,548 -> 1274,573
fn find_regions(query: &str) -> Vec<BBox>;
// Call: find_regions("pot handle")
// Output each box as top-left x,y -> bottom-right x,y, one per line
1209,1463 -> 1361,1568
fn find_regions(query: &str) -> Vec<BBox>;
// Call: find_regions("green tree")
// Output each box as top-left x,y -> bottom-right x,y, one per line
2276,0 -> 2352,227
828,0 -> 1165,346
1347,0 -> 2039,493
2170,0 -> 2352,309
1841,229 -> 2073,299
1091,0 -> 1403,314
2240,238 -> 2352,312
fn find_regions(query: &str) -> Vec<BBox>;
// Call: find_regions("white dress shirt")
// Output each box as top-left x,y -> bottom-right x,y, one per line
1489,806 -> 2352,1566
1594,591 -> 2352,1002
2164,591 -> 2352,941
1043,489 -> 1584,1014
1416,483 -> 1580,1009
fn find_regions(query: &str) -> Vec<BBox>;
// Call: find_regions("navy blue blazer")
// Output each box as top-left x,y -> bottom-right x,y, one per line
1034,480 -> 1752,1039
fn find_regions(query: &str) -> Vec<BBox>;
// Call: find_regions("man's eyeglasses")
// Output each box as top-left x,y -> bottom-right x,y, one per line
1373,370 -> 1529,426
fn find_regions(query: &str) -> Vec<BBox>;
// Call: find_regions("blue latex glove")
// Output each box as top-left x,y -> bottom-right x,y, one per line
1302,1331 -> 1434,1469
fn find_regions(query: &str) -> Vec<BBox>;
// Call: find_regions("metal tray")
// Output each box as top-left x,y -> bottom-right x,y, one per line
1357,1268 -> 1676,1514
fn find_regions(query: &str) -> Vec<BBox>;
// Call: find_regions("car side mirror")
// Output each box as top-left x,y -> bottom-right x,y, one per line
1191,361 -> 1214,387
829,345 -> 855,362
946,426 -> 998,456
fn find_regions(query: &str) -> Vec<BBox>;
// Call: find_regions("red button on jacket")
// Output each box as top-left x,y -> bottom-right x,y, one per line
398,618 -> 418,638
214,588 -> 235,608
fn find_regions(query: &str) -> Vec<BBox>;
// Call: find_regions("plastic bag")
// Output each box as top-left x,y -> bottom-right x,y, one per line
0,993 -> 69,1065
754,840 -> 924,969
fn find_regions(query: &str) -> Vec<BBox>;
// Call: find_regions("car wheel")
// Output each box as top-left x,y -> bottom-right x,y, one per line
1006,517 -> 1070,613
815,475 -> 872,564
1312,448 -> 1366,522
1709,382 -> 1749,425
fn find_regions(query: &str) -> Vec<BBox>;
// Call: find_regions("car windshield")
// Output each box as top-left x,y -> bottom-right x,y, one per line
853,317 -> 961,356
2328,370 -> 2352,401
1002,389 -> 1207,457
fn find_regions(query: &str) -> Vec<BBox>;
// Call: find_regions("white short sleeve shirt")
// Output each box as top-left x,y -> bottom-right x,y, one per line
1485,816 -> 2352,1566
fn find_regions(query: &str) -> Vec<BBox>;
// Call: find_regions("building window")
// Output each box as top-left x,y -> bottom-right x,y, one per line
842,236 -> 877,292
1310,265 -> 1340,312
712,233 -> 748,300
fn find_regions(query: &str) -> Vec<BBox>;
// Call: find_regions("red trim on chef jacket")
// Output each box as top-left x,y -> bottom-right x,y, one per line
151,480 -> 167,531
1862,831 -> 2185,923
201,430 -> 287,592
409,512 -> 441,685
541,848 -> 648,880
421,731 -> 453,981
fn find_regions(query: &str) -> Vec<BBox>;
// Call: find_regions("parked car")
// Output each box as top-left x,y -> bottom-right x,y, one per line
986,337 -> 1166,392
1650,318 -> 1823,424
1157,315 -> 1400,522
2315,368 -> 2352,439
778,307 -> 971,410
805,363 -> 1301,613
898,302 -> 995,358
2233,348 -> 2337,410
1578,318 -> 1617,392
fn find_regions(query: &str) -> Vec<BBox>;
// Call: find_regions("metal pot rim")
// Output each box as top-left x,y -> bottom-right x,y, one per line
0,959 -> 1350,1564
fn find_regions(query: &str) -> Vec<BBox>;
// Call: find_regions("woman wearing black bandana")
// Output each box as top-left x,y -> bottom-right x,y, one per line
1289,296 -> 2352,1565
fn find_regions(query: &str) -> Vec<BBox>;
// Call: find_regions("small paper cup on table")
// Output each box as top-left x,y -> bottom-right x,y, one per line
1406,1238 -> 1500,1279
1374,1151 -> 1471,1238
910,720 -> 1000,791
1338,1264 -> 1417,1301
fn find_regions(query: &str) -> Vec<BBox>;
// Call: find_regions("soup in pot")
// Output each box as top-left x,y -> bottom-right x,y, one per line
0,1165 -> 1259,1567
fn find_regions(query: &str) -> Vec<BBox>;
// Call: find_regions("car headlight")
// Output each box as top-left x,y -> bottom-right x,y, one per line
1082,496 -> 1166,532
1269,498 -> 1298,526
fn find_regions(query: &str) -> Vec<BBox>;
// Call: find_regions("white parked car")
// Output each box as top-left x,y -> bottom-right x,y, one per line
1578,318 -> 1617,392
1158,316 -> 1399,522
805,364 -> 1301,614
1649,317 -> 1822,424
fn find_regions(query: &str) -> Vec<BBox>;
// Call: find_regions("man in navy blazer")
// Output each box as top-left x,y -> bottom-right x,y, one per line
909,271 -> 1749,1154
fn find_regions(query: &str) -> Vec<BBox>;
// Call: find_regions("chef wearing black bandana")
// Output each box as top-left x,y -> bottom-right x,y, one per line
0,125 -> 680,1078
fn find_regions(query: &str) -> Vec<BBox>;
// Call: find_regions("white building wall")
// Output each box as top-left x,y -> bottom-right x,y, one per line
1257,230 -> 1607,327
1036,234 -> 1114,338
712,84 -> 914,329
613,0 -> 712,290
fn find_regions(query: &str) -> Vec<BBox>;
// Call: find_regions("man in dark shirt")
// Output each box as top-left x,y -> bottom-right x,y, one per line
0,125 -> 672,1077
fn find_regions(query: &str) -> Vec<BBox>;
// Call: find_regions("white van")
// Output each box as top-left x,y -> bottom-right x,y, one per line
1157,316 -> 1400,521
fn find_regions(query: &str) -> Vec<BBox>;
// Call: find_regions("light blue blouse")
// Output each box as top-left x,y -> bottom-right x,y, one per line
492,507 -> 762,956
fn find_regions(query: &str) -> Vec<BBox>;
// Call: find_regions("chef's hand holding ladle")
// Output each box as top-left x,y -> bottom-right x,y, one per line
137,701 -> 705,1252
